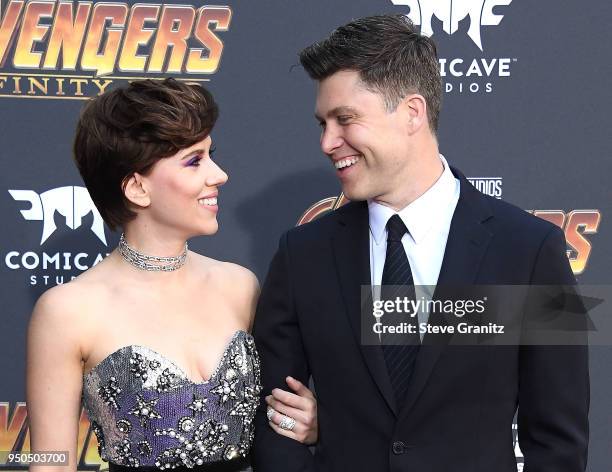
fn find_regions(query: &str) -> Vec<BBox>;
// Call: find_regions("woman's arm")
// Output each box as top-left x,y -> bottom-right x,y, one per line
26,286 -> 86,472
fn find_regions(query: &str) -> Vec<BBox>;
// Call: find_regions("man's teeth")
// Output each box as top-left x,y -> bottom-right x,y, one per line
198,197 -> 217,206
334,156 -> 360,169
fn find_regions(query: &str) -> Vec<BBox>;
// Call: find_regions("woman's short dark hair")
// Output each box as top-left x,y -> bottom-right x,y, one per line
73,78 -> 218,230
299,14 -> 442,132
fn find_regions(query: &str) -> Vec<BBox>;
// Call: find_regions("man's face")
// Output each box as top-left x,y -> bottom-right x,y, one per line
315,70 -> 413,204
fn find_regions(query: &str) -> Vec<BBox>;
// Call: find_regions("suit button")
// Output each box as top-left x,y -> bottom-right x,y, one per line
392,441 -> 406,455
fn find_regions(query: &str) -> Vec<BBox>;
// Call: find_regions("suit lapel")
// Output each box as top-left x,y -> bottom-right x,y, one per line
331,201 -> 398,415
398,167 -> 494,420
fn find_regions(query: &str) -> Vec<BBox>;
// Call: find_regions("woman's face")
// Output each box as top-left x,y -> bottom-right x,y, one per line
141,135 -> 228,237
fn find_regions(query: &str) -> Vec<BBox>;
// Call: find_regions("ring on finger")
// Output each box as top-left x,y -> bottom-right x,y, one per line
279,415 -> 297,431
266,406 -> 276,421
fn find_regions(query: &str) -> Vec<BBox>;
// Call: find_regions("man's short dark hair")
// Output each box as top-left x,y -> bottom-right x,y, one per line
73,78 -> 218,230
299,14 -> 442,132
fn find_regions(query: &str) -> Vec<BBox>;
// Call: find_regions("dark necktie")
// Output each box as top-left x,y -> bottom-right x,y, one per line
381,214 -> 420,408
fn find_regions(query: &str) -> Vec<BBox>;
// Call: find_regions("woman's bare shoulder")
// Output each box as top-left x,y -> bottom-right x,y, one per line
190,252 -> 259,290
189,253 -> 259,326
29,261 -> 113,337
28,283 -> 88,359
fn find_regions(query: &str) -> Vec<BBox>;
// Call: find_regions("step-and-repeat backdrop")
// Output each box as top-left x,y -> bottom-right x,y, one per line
1,0 -> 610,470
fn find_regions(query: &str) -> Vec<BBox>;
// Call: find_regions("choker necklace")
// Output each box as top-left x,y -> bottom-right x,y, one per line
118,233 -> 188,272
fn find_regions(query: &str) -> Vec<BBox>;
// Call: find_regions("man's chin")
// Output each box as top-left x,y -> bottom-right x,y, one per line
341,187 -> 371,202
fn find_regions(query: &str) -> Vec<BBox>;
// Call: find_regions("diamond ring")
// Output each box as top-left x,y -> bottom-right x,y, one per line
279,415 -> 297,431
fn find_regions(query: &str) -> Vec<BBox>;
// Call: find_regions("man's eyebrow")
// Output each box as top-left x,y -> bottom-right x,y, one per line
315,106 -> 359,121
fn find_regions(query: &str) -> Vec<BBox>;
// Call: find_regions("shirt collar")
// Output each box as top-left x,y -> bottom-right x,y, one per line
368,154 -> 457,245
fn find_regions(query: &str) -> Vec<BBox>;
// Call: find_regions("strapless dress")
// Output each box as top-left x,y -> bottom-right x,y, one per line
81,330 -> 261,470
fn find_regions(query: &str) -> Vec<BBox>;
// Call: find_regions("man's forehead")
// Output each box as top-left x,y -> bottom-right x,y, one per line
315,76 -> 364,116
315,85 -> 383,120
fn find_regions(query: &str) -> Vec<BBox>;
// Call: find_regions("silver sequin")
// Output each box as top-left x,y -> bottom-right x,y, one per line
82,331 -> 261,469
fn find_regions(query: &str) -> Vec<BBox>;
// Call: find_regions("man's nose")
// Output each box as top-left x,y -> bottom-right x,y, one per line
320,126 -> 343,155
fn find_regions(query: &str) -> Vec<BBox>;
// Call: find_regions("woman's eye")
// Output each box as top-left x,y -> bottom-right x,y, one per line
186,156 -> 202,167
209,145 -> 216,158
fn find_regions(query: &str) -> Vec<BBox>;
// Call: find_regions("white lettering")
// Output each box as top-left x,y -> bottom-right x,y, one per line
6,251 -> 20,269
440,58 -> 513,77
42,252 -> 60,269
74,253 -> 89,270
22,252 -> 39,270
450,58 -> 464,76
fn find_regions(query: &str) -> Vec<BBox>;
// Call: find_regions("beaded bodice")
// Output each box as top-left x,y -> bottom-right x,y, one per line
81,331 -> 261,469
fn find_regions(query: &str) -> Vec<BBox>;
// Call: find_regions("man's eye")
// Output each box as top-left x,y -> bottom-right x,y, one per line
337,115 -> 351,124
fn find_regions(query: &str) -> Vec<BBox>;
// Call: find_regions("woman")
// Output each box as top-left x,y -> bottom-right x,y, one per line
26,78 -> 317,471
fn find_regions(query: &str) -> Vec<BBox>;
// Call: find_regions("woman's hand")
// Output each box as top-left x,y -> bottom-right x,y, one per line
265,376 -> 318,445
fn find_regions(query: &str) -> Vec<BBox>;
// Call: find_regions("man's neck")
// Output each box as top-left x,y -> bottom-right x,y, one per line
374,146 -> 444,211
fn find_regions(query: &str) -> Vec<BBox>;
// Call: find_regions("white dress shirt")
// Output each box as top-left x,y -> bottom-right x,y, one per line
368,155 -> 460,338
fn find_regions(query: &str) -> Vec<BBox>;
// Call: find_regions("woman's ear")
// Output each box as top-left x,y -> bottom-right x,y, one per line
123,173 -> 151,208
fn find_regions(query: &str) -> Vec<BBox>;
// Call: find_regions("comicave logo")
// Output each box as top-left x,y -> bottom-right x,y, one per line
391,0 -> 516,94
391,0 -> 512,50
5,186 -> 108,286
9,186 -> 106,244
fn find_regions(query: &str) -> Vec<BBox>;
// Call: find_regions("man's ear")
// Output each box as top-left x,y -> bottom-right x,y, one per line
123,173 -> 151,208
400,93 -> 428,135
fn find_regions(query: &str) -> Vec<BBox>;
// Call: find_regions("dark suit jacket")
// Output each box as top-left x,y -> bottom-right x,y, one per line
252,166 -> 589,472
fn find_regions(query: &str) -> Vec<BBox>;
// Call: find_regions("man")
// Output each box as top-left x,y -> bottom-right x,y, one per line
252,14 -> 588,472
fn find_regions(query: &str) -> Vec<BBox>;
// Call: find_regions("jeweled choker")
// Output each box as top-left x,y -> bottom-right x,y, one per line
117,233 -> 188,272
